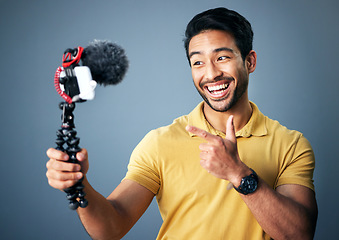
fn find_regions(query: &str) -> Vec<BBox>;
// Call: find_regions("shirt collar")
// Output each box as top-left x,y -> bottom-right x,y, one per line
187,101 -> 267,138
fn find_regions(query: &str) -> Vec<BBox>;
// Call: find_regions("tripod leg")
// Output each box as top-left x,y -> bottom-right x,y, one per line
56,102 -> 88,210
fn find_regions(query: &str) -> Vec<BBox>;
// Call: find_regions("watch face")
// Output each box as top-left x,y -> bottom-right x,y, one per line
243,176 -> 257,193
234,169 -> 258,195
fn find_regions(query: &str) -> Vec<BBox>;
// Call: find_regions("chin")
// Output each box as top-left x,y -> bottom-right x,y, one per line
206,98 -> 234,112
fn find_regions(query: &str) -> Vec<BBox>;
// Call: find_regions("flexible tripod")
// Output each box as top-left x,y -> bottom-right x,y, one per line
55,101 -> 88,210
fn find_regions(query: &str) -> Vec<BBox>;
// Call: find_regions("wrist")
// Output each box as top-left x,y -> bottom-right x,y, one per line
229,166 -> 252,187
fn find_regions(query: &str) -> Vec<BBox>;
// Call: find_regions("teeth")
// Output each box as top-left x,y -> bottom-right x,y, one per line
207,83 -> 229,92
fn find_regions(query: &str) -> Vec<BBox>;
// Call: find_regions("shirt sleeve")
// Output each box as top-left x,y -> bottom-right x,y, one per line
276,134 -> 315,191
123,130 -> 161,195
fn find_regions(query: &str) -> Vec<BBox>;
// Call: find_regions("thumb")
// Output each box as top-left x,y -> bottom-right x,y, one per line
76,148 -> 88,162
225,115 -> 236,143
76,148 -> 89,174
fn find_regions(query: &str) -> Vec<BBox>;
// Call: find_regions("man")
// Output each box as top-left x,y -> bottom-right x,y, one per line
46,7 -> 318,240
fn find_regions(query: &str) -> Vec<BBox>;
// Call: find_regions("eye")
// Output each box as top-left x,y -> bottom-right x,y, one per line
217,56 -> 230,61
192,61 -> 203,66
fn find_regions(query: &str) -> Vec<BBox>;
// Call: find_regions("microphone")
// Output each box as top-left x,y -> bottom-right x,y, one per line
55,39 -> 129,103
81,39 -> 129,86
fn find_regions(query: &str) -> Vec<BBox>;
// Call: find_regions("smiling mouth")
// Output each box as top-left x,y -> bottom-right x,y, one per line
204,82 -> 230,98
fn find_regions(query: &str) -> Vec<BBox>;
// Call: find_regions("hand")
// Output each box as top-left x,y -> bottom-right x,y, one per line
186,115 -> 250,185
46,148 -> 89,190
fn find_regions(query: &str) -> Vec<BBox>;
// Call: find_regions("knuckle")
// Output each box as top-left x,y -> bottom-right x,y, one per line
215,137 -> 223,145
46,170 -> 50,179
63,180 -> 77,190
210,146 -> 217,153
204,161 -> 212,169
208,146 -> 218,155
46,148 -> 52,156
201,131 -> 208,138
53,172 -> 65,181
46,169 -> 56,180
60,173 -> 70,181
47,148 -> 67,161
46,159 -> 56,169
48,179 -> 61,189
47,174 -> 76,190
73,172 -> 82,180
47,179 -> 53,187
58,182 -> 68,190
80,148 -> 88,156
70,163 -> 80,172
52,161 -> 61,170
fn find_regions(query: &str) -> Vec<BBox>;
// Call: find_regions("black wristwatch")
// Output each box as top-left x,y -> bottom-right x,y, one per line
234,168 -> 258,195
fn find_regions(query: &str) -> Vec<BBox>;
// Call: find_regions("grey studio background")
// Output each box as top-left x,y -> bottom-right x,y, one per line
0,0 -> 338,239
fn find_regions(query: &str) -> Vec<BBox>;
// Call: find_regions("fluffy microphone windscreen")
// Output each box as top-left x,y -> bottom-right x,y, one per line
81,40 -> 129,86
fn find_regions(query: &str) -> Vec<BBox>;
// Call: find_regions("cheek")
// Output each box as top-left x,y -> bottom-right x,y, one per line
222,63 -> 245,80
235,64 -> 248,80
219,63 -> 237,74
191,70 -> 202,85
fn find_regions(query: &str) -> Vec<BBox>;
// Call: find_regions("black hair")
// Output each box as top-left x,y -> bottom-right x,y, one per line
184,7 -> 253,62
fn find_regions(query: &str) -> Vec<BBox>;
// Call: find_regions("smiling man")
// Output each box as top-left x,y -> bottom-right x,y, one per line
46,7 -> 317,240
189,31 -> 252,113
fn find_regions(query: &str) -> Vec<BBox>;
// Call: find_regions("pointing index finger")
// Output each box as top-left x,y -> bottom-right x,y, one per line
186,125 -> 218,142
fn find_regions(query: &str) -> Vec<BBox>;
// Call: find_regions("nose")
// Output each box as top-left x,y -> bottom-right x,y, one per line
205,61 -> 222,81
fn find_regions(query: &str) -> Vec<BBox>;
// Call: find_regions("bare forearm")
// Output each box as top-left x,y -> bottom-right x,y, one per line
76,178 -> 127,240
241,179 -> 317,240
46,149 -> 149,239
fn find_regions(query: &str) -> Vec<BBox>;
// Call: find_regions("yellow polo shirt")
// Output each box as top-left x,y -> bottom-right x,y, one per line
125,102 -> 315,240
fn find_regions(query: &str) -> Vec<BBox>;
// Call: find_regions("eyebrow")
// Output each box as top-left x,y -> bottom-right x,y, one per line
189,47 -> 234,59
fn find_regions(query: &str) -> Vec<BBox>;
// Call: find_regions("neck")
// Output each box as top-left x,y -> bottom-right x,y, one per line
203,92 -> 252,133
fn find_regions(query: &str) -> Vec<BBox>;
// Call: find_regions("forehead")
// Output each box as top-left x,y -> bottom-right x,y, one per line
188,30 -> 239,56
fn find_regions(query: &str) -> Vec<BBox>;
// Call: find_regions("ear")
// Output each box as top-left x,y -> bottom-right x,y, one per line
245,50 -> 257,73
